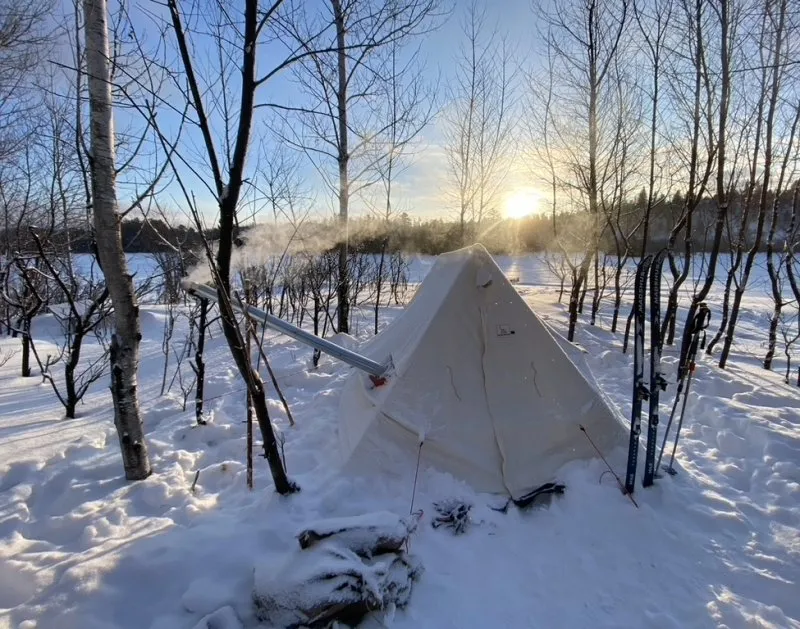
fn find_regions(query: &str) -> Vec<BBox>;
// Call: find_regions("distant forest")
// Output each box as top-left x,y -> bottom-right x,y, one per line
11,187 -> 792,258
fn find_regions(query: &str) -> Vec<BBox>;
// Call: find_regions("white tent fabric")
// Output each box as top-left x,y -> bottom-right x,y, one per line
338,245 -> 627,499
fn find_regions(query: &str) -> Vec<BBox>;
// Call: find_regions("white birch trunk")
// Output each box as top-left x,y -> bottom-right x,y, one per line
83,0 -> 151,480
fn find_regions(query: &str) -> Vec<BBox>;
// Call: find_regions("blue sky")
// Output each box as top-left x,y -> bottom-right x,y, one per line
102,0 -> 548,223
337,0 -> 545,220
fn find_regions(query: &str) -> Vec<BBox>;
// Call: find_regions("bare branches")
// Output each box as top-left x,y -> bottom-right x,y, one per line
0,0 -> 55,161
273,0 -> 441,333
443,1 -> 516,246
0,344 -> 15,367
27,227 -> 111,418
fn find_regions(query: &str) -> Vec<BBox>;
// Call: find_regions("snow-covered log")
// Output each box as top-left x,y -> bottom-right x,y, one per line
296,511 -> 419,557
253,545 -> 422,628
191,606 -> 243,629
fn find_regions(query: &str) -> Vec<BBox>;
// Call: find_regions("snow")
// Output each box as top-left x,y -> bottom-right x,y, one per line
1,264 -> 799,629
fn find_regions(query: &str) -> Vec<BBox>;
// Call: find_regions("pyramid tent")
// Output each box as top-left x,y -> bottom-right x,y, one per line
338,245 -> 627,499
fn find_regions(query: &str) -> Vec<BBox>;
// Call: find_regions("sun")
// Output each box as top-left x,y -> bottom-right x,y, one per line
504,189 -> 542,219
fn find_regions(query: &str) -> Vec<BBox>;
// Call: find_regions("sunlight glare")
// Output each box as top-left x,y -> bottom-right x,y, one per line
504,189 -> 541,219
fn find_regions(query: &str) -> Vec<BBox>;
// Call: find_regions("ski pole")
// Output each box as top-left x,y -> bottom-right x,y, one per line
655,373 -> 684,472
665,364 -> 695,475
655,306 -> 709,473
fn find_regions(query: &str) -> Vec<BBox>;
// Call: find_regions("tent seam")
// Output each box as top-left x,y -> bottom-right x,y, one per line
478,301 -> 513,497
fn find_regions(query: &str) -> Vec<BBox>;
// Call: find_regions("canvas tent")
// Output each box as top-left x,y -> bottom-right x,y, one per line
339,245 -> 627,499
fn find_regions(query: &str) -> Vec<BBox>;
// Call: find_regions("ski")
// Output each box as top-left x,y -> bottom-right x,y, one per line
642,249 -> 668,487
624,255 -> 652,495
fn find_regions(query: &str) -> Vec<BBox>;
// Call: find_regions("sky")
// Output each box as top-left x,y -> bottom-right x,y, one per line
132,0 -> 551,225
374,0 -> 546,220
37,0 -> 549,225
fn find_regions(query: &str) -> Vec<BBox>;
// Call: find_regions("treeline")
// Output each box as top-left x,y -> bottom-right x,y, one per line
60,219 -> 211,254
6,187 -> 792,258
172,186 -> 800,257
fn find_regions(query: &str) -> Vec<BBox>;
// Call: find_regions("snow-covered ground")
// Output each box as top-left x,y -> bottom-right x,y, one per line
1,269 -> 799,629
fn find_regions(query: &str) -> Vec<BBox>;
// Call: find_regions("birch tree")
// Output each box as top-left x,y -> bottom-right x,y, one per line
370,28 -> 433,334
83,0 -> 151,480
659,0 -> 716,345
632,0 -> 673,259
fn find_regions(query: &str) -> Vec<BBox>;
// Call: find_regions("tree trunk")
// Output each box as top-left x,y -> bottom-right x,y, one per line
333,0 -> 350,334
611,267 -> 622,333
577,262 -> 589,314
83,0 -> 150,480
567,261 -> 588,342
375,238 -> 387,335
21,324 -> 31,377
206,0 -> 294,495
194,299 -> 208,424
590,250 -> 599,326
678,0 -> 730,374
763,302 -> 780,369
767,184 -> 800,368
706,269 -> 733,355
64,332 -> 82,419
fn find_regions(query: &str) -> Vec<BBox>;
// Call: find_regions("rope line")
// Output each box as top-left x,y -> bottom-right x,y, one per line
409,441 -> 424,516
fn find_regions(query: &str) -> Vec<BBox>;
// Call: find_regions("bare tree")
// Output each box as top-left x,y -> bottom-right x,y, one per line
675,0 -> 734,372
705,16 -> 772,356
778,183 -> 800,371
276,0 -> 441,334
764,131 -> 800,368
595,58 -> 645,331
718,0 -> 793,368
633,0 -> 673,258
0,145 -> 55,377
535,0 -> 630,341
2,253 -> 47,376
138,0 -> 355,493
18,93 -> 114,418
614,0 -> 672,342
27,231 -> 111,418
369,23 -> 433,334
525,32 -> 576,308
443,1 -> 514,247
778,311 -> 800,384
659,0 -> 717,346
525,31 -> 560,240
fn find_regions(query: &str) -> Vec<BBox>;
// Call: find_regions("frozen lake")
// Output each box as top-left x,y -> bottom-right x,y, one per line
71,250 -> 785,302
